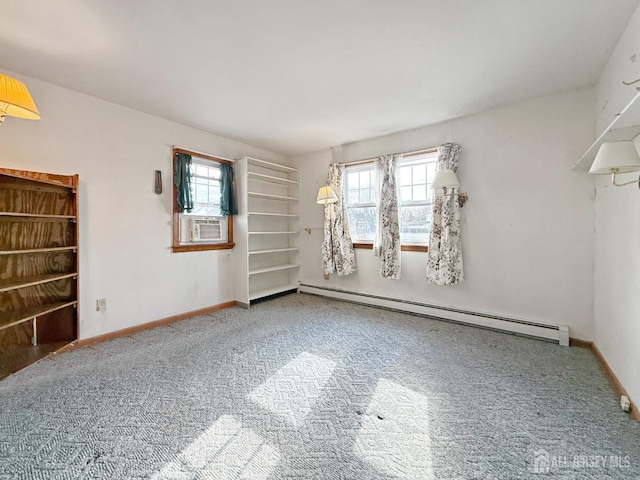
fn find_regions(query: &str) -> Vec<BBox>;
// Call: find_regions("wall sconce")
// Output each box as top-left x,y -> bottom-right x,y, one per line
0,73 -> 40,125
432,169 -> 468,207
589,141 -> 640,188
316,185 -> 338,205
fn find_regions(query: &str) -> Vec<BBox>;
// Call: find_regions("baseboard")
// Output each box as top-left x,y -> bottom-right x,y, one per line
591,343 -> 639,421
569,338 -> 593,348
70,301 -> 236,349
299,284 -> 569,345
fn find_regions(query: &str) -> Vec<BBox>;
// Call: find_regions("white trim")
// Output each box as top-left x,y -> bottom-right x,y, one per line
298,284 -> 570,346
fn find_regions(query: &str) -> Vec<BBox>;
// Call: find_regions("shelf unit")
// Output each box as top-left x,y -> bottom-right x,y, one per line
235,157 -> 299,305
0,168 -> 79,379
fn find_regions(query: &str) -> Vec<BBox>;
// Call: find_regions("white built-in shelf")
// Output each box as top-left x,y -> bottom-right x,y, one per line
0,246 -> 77,256
247,157 -> 299,174
0,212 -> 76,219
249,284 -> 299,301
248,263 -> 299,276
249,247 -> 299,255
248,231 -> 298,235
248,192 -> 298,201
248,212 -> 298,217
573,90 -> 640,171
0,273 -> 77,293
0,300 -> 78,331
248,172 -> 299,186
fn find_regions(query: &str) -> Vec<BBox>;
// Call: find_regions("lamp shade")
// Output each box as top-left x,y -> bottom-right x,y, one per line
0,73 -> 40,120
432,169 -> 460,189
589,141 -> 640,174
316,185 -> 338,204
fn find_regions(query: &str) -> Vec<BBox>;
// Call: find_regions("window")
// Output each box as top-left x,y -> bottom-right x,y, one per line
172,148 -> 234,253
344,151 -> 438,251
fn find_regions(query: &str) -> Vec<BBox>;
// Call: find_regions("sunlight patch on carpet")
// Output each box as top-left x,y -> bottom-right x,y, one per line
354,378 -> 434,478
249,352 -> 336,427
151,415 -> 279,479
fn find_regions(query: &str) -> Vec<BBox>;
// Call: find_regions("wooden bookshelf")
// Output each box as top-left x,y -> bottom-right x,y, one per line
0,168 -> 79,379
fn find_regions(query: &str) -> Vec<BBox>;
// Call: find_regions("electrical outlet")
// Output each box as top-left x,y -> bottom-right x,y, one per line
96,298 -> 107,312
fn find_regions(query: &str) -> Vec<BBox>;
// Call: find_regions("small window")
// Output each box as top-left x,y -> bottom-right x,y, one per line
344,151 -> 438,250
345,165 -> 377,243
397,152 -> 438,247
172,148 -> 234,253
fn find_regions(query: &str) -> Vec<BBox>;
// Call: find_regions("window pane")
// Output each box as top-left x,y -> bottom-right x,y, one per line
400,166 -> 412,186
413,185 -> 427,201
348,191 -> 359,204
360,171 -> 371,188
413,164 -> 426,184
360,188 -> 371,203
400,205 -> 430,244
195,184 -> 209,202
348,172 -> 359,190
400,186 -> 412,202
346,206 -> 376,242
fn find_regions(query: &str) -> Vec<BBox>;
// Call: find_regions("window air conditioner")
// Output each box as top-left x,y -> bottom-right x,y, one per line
190,218 -> 223,242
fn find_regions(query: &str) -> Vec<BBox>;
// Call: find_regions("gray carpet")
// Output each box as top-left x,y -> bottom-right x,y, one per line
1,293 -> 639,479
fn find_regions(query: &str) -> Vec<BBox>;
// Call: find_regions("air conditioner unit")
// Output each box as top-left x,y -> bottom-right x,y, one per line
190,218 -> 223,242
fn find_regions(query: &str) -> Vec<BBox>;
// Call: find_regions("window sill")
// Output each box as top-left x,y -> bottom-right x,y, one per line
172,242 -> 235,253
352,243 -> 427,252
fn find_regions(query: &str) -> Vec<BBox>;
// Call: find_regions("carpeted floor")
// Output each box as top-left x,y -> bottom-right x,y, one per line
0,293 -> 639,479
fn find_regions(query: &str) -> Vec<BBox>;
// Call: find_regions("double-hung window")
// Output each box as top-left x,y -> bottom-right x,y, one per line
344,151 -> 438,250
172,148 -> 234,252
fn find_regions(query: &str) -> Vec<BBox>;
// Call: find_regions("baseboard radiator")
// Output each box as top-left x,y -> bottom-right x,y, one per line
298,283 -> 569,346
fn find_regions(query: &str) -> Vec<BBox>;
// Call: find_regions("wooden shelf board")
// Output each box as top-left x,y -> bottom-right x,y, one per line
248,192 -> 298,201
248,263 -> 299,275
249,248 -> 299,255
0,273 -> 78,293
248,212 -> 298,217
0,212 -> 76,219
249,284 -> 299,301
0,301 -> 78,331
246,157 -> 299,173
0,341 -> 71,380
0,246 -> 77,255
248,231 -> 298,235
248,172 -> 299,185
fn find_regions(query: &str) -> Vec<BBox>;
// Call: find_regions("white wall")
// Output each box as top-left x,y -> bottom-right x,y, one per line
0,69 -> 285,340
295,88 -> 596,340
593,3 -> 640,406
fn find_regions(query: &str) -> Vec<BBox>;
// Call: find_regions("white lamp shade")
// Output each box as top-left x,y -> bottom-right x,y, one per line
316,185 -> 338,204
589,141 -> 640,174
432,169 -> 460,189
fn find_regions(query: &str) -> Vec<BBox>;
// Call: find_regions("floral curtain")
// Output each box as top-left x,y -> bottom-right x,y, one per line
373,154 -> 402,279
427,143 -> 463,285
322,163 -> 357,277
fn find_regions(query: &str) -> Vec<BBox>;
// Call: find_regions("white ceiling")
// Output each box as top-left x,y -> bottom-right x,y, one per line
0,0 -> 638,155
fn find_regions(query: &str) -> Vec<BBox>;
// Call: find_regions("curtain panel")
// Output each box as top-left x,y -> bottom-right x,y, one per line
219,162 -> 238,216
321,163 -> 356,277
374,154 -> 402,279
427,143 -> 464,285
174,153 -> 194,213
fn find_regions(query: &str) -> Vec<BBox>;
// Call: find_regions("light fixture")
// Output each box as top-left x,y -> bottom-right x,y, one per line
589,141 -> 640,188
0,73 -> 41,125
316,185 -> 338,204
431,169 -> 460,190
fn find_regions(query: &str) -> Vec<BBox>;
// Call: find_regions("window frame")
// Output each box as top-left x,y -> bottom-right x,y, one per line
171,147 -> 234,253
344,149 -> 438,252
